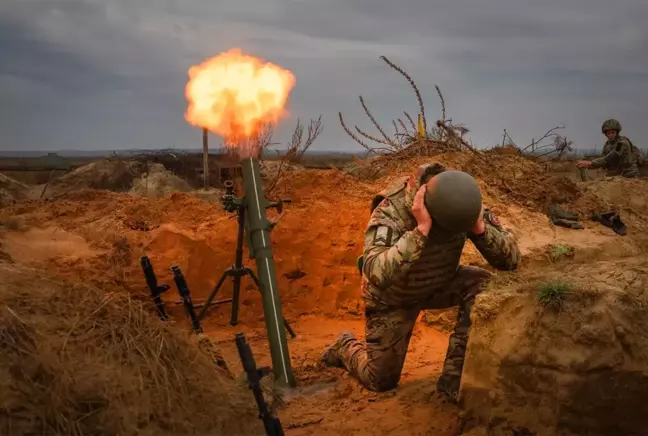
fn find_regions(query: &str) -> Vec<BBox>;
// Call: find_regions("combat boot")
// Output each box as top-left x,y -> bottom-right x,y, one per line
320,331 -> 356,368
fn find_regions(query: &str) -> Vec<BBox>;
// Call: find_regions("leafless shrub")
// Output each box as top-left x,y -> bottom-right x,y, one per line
254,122 -> 278,156
518,124 -> 567,156
338,55 -> 483,163
263,116 -> 324,195
286,116 -> 324,163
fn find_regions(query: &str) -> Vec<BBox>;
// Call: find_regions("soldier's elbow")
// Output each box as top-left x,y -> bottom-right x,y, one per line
502,250 -> 521,271
490,248 -> 521,271
507,256 -> 521,271
363,259 -> 389,289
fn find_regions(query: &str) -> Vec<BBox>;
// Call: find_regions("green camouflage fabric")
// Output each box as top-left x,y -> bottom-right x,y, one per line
590,136 -> 639,178
324,266 -> 492,392
323,166 -> 521,392
361,173 -> 519,307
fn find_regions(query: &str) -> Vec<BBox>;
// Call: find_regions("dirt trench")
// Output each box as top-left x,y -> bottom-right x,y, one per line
1,158 -> 648,435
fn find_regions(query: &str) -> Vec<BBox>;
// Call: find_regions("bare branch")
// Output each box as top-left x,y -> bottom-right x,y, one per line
302,115 -> 323,155
403,112 -> 417,131
398,119 -> 410,134
264,154 -> 290,195
380,56 -> 427,133
520,124 -> 566,153
436,120 -> 488,162
359,96 -> 400,149
286,115 -> 324,162
392,120 -> 400,136
255,122 -> 275,154
355,125 -> 393,146
435,85 -> 446,123
339,112 -> 374,152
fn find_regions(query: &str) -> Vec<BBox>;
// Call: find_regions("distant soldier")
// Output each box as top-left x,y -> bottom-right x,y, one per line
321,164 -> 520,400
577,119 -> 640,178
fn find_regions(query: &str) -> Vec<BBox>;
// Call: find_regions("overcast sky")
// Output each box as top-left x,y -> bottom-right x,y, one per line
1,0 -> 647,153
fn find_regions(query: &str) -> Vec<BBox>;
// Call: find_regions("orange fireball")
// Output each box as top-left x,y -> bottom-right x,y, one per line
184,48 -> 296,149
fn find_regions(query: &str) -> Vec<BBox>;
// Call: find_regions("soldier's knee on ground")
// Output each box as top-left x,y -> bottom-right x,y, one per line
366,370 -> 401,392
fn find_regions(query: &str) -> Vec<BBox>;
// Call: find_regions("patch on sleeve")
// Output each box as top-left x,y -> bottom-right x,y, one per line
486,210 -> 502,228
373,226 -> 393,246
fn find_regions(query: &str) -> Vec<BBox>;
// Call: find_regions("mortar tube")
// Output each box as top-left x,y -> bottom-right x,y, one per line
240,156 -> 296,388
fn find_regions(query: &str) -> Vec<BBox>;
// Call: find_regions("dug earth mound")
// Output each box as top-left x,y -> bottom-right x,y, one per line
460,260 -> 648,436
1,152 -> 648,435
0,262 -> 263,435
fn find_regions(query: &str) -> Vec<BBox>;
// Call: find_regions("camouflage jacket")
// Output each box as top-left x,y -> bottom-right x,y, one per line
591,136 -> 639,178
361,170 -> 520,307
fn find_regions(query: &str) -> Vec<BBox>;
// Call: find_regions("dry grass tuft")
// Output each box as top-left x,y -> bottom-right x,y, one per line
537,280 -> 573,310
0,263 -> 262,436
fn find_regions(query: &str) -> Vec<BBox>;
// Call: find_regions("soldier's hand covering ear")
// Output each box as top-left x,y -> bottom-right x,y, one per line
412,186 -> 432,236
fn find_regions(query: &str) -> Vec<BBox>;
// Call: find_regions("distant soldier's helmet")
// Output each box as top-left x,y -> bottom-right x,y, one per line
602,119 -> 622,134
423,170 -> 482,233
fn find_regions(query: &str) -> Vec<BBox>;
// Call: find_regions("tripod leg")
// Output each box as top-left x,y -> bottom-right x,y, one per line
230,270 -> 244,326
246,268 -> 297,338
283,319 -> 297,339
198,269 -> 232,320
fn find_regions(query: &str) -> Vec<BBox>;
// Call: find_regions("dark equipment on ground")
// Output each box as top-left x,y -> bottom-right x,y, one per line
425,170 -> 482,233
140,255 -> 171,320
593,211 -> 627,236
171,265 -> 203,333
547,203 -> 584,230
235,332 -> 285,436
197,179 -> 296,339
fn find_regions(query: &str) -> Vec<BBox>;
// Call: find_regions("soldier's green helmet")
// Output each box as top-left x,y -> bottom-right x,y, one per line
601,119 -> 622,134
423,170 -> 482,233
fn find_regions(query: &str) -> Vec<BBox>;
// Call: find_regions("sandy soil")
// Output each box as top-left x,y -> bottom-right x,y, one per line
1,155 -> 646,435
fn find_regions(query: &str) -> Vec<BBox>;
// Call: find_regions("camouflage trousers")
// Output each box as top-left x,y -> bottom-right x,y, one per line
335,265 -> 492,392
606,165 -> 639,178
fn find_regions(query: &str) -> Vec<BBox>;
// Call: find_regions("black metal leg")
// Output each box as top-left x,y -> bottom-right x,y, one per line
230,270 -> 243,326
246,268 -> 261,287
284,319 -> 297,339
198,268 -> 232,320
186,300 -> 202,333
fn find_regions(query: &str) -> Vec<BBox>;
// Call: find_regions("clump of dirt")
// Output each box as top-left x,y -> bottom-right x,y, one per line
460,260 -> 648,436
0,262 -> 262,436
47,159 -> 144,196
129,163 -> 192,198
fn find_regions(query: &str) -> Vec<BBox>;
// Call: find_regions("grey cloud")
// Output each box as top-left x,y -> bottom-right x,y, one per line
0,0 -> 647,152
0,21 -> 134,97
